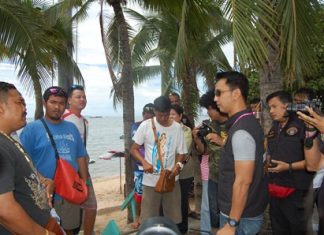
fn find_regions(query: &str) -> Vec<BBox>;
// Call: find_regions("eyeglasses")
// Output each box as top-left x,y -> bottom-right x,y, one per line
143,106 -> 154,112
215,89 -> 231,97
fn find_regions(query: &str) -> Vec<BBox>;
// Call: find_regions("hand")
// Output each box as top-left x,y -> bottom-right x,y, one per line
267,160 -> 289,173
192,126 -> 200,139
206,133 -> 223,146
41,178 -> 54,208
297,106 -> 324,134
171,164 -> 181,176
142,161 -> 153,174
217,223 -> 235,235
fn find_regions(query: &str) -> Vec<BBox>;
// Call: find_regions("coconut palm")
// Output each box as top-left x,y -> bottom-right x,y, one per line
0,0 -> 84,119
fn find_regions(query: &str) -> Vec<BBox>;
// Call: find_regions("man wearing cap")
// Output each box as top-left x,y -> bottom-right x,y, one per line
20,86 -> 89,235
131,103 -> 155,228
130,96 -> 187,225
62,85 -> 97,235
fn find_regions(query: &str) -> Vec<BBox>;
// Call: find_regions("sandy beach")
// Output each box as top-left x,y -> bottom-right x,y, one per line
92,176 -> 131,234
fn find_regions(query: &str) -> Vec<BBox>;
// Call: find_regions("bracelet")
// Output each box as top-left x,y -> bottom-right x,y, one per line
288,163 -> 293,173
176,162 -> 184,171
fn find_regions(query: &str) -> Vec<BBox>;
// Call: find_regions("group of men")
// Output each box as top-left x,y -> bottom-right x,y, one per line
1,69 -> 323,235
0,83 -> 96,235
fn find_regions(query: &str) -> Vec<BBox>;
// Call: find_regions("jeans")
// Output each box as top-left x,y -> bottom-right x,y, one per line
220,212 -> 263,235
200,180 -> 212,235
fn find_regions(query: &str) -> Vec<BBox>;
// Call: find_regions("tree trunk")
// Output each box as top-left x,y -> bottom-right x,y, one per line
259,45 -> 283,134
181,63 -> 199,125
58,6 -> 74,91
33,78 -> 44,120
110,0 -> 135,223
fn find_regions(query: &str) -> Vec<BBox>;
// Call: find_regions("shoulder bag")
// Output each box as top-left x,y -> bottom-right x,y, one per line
41,119 -> 88,204
152,118 -> 175,193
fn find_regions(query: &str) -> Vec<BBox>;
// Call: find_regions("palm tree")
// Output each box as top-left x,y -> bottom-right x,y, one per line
0,0 -> 84,119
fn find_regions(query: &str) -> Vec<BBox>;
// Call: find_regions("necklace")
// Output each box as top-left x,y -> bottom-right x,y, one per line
0,131 -> 37,173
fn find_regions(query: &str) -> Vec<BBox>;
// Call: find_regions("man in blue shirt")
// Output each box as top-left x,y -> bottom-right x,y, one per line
20,86 -> 88,235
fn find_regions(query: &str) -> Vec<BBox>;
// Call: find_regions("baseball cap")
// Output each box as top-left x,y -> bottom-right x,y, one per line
43,86 -> 67,101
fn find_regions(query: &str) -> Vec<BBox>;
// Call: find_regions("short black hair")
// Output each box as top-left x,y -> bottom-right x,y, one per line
0,82 -> 16,102
294,87 -> 314,101
170,104 -> 184,116
250,97 -> 260,105
216,71 -> 249,102
43,86 -> 67,102
154,96 -> 171,112
199,90 -> 220,112
67,84 -> 85,97
142,103 -> 154,115
266,90 -> 292,104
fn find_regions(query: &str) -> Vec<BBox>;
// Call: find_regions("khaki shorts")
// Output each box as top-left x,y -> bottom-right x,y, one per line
140,181 -> 182,224
81,178 -> 97,210
54,199 -> 81,230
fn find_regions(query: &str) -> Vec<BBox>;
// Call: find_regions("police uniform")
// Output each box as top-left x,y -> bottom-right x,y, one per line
267,114 -> 313,235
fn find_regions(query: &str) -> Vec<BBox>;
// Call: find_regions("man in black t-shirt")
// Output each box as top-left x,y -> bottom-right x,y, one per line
0,82 -> 58,234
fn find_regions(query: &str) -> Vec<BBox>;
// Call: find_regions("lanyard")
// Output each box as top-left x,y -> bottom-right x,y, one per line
231,112 -> 254,130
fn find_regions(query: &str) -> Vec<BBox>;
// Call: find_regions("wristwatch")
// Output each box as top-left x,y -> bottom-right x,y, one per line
227,217 -> 239,227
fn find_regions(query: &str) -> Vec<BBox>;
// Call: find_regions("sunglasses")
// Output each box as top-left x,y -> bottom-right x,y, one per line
215,89 -> 232,97
49,87 -> 66,95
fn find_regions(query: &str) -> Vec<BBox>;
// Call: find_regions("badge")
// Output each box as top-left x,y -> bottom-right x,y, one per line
286,127 -> 298,136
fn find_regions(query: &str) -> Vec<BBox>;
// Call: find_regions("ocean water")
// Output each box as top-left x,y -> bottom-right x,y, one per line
87,117 -> 126,178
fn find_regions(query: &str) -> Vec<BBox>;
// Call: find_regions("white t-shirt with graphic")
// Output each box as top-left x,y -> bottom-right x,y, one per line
132,117 -> 187,187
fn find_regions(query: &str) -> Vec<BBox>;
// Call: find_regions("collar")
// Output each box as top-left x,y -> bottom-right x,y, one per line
225,108 -> 253,131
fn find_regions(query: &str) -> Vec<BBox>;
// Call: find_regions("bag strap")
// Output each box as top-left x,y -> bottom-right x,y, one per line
40,118 -> 59,160
151,118 -> 164,171
83,119 -> 87,148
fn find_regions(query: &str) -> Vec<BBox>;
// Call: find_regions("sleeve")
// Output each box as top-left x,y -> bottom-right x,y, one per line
176,126 -> 188,155
19,124 -> 35,158
0,146 -> 15,194
232,130 -> 256,161
132,121 -> 146,146
72,125 -> 88,159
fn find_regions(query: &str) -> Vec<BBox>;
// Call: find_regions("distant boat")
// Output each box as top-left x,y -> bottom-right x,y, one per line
90,116 -> 103,118
89,158 -> 96,164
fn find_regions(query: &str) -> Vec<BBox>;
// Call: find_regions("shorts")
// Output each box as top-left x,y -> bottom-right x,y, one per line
134,170 -> 144,202
54,199 -> 81,230
81,177 -> 97,210
140,182 -> 182,224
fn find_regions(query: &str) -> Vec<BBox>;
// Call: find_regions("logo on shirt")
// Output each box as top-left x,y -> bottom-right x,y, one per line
286,126 -> 298,136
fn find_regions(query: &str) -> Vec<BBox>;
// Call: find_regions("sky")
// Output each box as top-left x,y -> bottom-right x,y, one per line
0,2 -> 233,118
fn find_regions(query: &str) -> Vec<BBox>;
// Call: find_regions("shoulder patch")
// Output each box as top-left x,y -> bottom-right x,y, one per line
286,126 -> 298,136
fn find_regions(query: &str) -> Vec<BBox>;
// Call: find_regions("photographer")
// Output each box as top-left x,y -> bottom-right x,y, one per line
298,106 -> 324,235
192,90 -> 227,234
266,91 -> 313,234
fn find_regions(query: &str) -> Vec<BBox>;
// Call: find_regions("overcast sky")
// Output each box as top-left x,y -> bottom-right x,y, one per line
0,2 -> 233,118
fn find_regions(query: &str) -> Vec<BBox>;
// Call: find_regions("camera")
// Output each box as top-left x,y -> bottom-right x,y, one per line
286,99 -> 322,114
197,120 -> 213,140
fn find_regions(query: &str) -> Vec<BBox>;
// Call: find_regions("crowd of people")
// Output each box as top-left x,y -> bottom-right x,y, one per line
0,69 -> 323,235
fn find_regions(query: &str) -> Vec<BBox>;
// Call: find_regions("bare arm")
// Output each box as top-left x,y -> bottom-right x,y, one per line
268,159 -> 306,173
0,192 -> 50,235
304,138 -> 324,171
130,142 -> 153,173
218,160 -> 255,235
77,156 -> 89,181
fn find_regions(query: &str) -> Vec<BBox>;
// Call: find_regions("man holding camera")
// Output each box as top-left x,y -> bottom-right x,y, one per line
192,90 -> 227,234
266,90 -> 313,234
214,71 -> 268,235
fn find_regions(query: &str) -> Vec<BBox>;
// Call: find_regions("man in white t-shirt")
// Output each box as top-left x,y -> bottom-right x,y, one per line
62,85 -> 96,235
131,96 -> 187,225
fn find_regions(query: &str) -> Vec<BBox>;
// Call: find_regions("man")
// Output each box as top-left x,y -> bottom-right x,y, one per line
266,90 -> 313,234
130,96 -> 187,225
62,85 -> 97,235
0,82 -> 60,235
20,86 -> 89,235
169,92 -> 181,105
214,71 -> 268,235
192,90 -> 227,234
131,103 -> 155,229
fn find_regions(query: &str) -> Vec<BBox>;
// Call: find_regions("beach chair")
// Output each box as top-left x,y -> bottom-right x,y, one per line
102,219 -> 120,235
120,188 -> 136,220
